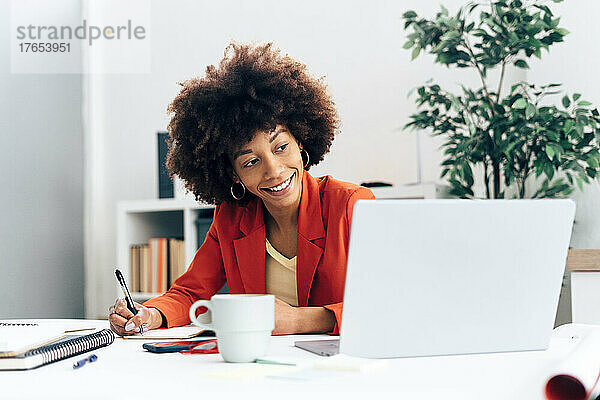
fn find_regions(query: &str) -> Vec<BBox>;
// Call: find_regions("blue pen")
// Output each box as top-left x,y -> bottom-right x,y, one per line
73,354 -> 98,369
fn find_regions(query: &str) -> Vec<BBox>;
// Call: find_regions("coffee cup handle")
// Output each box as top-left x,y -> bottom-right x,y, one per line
189,300 -> 214,331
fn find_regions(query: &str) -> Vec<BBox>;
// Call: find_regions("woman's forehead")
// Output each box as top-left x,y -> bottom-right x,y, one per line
233,125 -> 294,151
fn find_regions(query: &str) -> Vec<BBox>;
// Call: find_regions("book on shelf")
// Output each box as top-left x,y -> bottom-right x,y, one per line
168,238 -> 187,285
130,238 -> 186,295
130,245 -> 140,293
169,238 -> 186,285
139,245 -> 148,293
148,238 -> 167,293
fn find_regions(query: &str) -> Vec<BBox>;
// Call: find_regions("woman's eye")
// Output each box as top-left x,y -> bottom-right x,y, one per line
243,159 -> 258,168
277,143 -> 289,152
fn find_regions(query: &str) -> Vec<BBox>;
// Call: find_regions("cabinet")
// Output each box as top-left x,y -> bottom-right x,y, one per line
568,249 -> 600,324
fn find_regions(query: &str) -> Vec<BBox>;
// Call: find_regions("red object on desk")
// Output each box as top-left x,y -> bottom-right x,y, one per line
179,340 -> 219,355
545,374 -> 587,400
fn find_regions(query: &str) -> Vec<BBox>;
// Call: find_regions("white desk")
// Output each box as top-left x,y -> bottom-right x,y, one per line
0,320 -> 593,400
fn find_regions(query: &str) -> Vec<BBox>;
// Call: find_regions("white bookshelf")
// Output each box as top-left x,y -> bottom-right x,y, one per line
115,183 -> 447,302
116,198 -> 215,302
369,182 -> 449,200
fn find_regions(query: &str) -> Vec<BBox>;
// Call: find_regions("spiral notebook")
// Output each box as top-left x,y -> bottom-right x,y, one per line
0,322 -> 66,357
0,329 -> 115,370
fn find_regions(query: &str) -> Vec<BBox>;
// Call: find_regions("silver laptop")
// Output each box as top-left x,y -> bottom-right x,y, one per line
296,200 -> 575,358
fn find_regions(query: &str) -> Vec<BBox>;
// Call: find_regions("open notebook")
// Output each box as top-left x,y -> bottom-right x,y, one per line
0,322 -> 66,358
122,324 -> 215,340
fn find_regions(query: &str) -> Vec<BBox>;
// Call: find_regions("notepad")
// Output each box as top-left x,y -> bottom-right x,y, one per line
122,324 -> 215,340
0,329 -> 115,370
0,322 -> 66,358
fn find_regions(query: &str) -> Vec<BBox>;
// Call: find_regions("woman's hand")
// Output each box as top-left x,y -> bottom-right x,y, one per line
108,298 -> 163,336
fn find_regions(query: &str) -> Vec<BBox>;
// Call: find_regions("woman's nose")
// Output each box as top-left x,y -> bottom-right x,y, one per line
262,154 -> 285,178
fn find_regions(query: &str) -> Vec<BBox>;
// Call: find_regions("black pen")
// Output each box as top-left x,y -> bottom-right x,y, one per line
114,268 -> 143,335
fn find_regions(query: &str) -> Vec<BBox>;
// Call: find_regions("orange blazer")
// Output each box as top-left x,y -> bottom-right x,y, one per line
143,170 -> 375,334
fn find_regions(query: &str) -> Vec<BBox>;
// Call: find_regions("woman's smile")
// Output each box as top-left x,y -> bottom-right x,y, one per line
260,172 -> 295,197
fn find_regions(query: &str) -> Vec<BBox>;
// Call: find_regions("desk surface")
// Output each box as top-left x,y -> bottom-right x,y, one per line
0,319 -> 592,400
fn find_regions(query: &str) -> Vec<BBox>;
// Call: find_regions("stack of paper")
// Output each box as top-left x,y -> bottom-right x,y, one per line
122,324 -> 214,340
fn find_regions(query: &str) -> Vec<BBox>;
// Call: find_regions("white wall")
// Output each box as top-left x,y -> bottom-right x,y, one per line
527,0 -> 600,249
84,0 -> 596,318
525,0 -> 600,325
1,0 -> 84,318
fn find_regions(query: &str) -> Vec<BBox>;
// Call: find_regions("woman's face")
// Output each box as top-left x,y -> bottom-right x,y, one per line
231,125 -> 304,213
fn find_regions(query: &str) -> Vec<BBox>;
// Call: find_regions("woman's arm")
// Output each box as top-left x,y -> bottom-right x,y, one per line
142,207 -> 226,328
273,298 -> 335,335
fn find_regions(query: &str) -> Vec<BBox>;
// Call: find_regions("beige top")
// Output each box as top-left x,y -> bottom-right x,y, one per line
265,239 -> 298,306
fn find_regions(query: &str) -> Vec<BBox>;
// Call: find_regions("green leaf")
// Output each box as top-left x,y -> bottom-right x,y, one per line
564,119 -> 574,133
526,103 -> 536,119
440,31 -> 460,41
545,145 -> 555,160
514,59 -> 529,69
573,93 -> 581,102
403,10 -> 418,19
411,46 -> 421,60
546,131 -> 559,142
468,121 -> 476,135
403,41 -> 414,49
545,163 -> 555,180
556,28 -> 570,36
578,100 -> 593,106
562,95 -> 571,108
513,98 -> 528,109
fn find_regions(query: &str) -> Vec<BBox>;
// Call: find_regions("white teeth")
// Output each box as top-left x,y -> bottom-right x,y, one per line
266,174 -> 293,192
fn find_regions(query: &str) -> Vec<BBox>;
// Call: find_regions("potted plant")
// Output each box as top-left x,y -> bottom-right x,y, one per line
402,0 -> 600,198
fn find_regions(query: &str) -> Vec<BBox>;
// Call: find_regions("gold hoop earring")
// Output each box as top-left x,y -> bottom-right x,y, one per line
230,181 -> 246,200
301,149 -> 310,168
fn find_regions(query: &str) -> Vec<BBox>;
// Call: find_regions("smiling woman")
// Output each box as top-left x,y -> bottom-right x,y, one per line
107,42 -> 375,337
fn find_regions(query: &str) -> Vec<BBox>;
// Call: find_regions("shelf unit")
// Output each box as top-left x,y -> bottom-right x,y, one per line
115,182 -> 447,302
368,182 -> 449,200
116,198 -> 214,302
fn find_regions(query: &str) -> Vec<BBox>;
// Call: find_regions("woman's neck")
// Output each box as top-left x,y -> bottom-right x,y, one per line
263,204 -> 299,259
264,203 -> 299,236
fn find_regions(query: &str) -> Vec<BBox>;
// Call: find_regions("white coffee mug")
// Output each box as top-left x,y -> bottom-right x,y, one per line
189,294 -> 275,363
